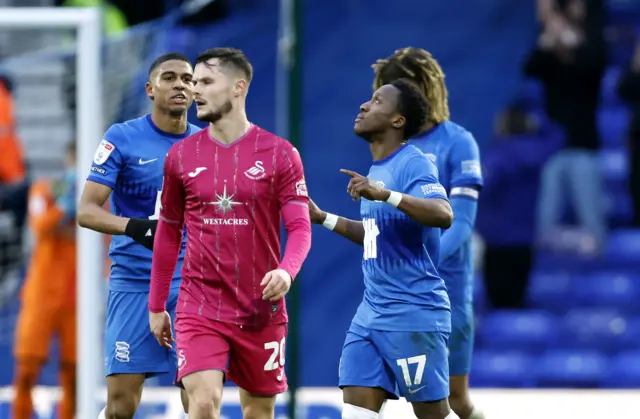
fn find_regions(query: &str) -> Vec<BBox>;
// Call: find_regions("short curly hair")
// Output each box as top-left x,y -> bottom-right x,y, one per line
391,79 -> 429,139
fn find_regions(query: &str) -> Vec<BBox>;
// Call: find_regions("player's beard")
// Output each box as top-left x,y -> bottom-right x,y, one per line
199,100 -> 233,124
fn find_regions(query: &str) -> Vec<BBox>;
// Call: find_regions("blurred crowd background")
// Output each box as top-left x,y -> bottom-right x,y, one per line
1,0 -> 640,399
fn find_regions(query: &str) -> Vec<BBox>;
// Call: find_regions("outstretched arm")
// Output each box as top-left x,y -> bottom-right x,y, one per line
341,162 -> 453,229
309,198 -> 365,245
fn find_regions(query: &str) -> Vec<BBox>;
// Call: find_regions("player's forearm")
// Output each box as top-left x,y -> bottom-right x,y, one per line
279,203 -> 312,279
320,212 -> 365,245
385,190 -> 453,229
440,198 -> 477,262
77,202 -> 128,235
148,220 -> 182,312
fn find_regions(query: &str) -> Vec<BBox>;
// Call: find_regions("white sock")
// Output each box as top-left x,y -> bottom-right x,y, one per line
342,403 -> 379,419
97,407 -> 106,419
445,411 -> 461,419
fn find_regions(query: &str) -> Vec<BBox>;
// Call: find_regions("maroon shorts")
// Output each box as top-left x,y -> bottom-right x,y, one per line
174,313 -> 288,395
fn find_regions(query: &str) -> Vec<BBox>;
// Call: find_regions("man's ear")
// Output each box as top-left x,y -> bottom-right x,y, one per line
391,115 -> 406,130
234,79 -> 248,97
145,81 -> 154,100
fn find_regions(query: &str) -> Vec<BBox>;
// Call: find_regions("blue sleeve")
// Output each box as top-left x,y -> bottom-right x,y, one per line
402,154 -> 448,201
439,197 -> 477,262
86,124 -> 126,189
449,133 -> 483,191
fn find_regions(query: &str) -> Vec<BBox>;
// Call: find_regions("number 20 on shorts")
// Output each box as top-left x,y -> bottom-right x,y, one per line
263,337 -> 286,371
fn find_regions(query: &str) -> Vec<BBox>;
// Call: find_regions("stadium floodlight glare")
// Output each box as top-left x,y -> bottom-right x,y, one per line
0,7 -> 103,419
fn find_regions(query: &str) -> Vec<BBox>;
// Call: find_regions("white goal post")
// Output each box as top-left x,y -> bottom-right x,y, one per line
0,7 -> 103,418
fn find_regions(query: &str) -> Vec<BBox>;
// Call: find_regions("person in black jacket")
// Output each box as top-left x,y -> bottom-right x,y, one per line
617,43 -> 640,226
524,0 -> 607,254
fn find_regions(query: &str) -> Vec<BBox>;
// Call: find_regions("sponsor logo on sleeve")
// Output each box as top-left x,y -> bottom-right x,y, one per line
93,139 -> 115,165
461,159 -> 482,177
295,179 -> 308,196
421,183 -> 447,197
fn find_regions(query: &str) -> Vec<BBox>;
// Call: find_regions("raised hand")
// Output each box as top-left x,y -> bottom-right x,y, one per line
340,169 -> 389,202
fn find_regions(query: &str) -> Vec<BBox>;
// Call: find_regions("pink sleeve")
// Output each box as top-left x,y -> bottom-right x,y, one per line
149,147 -> 185,313
278,202 -> 311,280
277,143 -> 309,208
276,143 -> 311,280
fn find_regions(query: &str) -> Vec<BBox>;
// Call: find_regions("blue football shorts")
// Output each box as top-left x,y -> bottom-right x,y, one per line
104,287 -> 179,377
339,322 -> 450,402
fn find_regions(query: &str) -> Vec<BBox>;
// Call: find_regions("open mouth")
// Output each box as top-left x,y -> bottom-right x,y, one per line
171,93 -> 187,104
195,99 -> 206,106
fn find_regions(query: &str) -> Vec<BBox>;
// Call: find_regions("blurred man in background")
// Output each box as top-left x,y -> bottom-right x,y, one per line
12,142 -> 77,419
524,0 -> 607,254
477,106 -> 563,309
78,52 -> 198,419
371,47 -> 484,419
617,41 -> 640,226
0,73 -> 28,302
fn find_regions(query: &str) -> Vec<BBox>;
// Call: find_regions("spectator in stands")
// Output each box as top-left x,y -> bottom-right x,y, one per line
478,105 -> 563,308
616,42 -> 640,226
12,142 -> 77,419
524,0 -> 607,254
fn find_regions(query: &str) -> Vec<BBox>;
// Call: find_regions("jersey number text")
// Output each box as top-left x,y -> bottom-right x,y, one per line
396,355 -> 427,387
264,337 -> 286,371
363,218 -> 380,260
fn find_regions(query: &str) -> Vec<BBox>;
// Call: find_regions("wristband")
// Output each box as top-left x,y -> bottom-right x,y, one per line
322,213 -> 339,231
386,191 -> 402,208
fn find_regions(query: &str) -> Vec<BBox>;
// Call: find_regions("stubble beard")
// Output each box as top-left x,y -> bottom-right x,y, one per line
198,100 -> 233,124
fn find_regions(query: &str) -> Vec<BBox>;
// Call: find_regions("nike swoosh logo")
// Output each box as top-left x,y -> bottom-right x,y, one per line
188,167 -> 207,178
139,158 -> 158,165
407,386 -> 425,395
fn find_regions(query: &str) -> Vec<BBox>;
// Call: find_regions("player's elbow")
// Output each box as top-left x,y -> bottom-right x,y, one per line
432,200 -> 453,229
76,202 -> 93,229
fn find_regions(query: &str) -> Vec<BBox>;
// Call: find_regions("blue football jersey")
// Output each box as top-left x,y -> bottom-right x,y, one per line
352,144 -> 451,333
87,114 -> 200,292
411,120 -> 483,310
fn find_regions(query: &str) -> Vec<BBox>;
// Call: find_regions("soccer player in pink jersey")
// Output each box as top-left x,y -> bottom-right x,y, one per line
148,47 -> 312,419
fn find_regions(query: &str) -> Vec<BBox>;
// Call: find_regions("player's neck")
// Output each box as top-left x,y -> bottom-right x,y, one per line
151,111 -> 188,135
208,110 -> 251,144
370,137 -> 404,161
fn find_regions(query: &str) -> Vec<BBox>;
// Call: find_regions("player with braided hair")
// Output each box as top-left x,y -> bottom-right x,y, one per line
373,47 -> 485,419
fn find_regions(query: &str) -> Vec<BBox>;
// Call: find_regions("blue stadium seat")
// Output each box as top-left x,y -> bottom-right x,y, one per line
561,309 -> 629,351
572,272 -> 640,308
476,310 -> 558,352
527,271 -> 572,312
470,351 -> 535,388
605,229 -> 640,263
598,108 -> 629,149
536,350 -> 608,387
620,318 -> 640,347
603,351 -> 640,388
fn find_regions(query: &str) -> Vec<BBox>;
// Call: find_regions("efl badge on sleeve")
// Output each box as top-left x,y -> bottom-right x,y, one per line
94,139 -> 115,165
